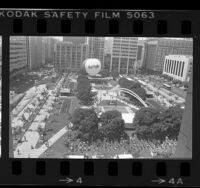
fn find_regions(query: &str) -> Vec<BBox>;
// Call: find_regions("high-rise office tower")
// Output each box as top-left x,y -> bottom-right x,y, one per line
87,37 -> 105,68
42,37 -> 59,65
144,38 -> 193,72
55,42 -> 88,73
28,37 -> 44,71
136,40 -> 147,69
104,37 -> 113,55
63,37 -> 86,45
110,37 -> 138,74
10,36 -> 29,79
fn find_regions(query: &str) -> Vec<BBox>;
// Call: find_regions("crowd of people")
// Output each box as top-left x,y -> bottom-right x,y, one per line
63,134 -> 177,159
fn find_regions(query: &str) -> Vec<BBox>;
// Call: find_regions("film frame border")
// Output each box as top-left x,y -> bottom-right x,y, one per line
0,9 -> 199,186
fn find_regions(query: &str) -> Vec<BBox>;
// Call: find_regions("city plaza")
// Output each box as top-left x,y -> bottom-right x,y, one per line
8,37 -> 192,159
11,73 -> 141,158
9,66 -> 185,158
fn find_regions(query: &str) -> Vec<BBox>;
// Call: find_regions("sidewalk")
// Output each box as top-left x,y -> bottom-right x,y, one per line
29,126 -> 68,158
13,76 -> 66,158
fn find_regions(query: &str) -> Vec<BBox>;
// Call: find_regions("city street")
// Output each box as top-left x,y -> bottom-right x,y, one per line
129,75 -> 185,108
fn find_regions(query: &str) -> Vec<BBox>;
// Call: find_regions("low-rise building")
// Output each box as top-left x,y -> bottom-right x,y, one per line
10,36 -> 29,78
163,55 -> 193,82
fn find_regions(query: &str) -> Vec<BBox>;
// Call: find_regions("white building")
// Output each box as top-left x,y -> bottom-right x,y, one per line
163,55 -> 193,82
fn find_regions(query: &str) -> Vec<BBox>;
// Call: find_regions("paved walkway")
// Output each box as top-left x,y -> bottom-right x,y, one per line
14,125 -> 68,158
29,126 -> 68,158
13,77 -> 66,158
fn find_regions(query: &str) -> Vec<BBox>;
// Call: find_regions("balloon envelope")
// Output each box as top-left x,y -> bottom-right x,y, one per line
83,58 -> 101,76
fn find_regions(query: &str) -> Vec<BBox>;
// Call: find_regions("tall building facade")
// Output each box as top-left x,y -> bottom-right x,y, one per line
87,37 -> 105,68
136,40 -> 147,69
28,37 -> 44,71
0,38 -> 2,76
104,37 -> 113,54
144,38 -> 193,72
110,37 -> 138,74
63,37 -> 86,45
42,37 -> 58,65
10,36 -> 29,79
163,55 -> 193,82
55,42 -> 88,73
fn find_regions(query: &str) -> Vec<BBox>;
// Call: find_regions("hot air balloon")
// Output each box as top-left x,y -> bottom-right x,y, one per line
82,58 -> 101,76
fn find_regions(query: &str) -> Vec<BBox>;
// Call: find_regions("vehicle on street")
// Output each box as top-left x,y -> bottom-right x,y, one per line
162,83 -> 171,90
60,88 -> 71,98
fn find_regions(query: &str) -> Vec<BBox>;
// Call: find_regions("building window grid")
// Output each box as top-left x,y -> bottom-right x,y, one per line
175,60 -> 179,75
174,60 -> 177,75
171,60 -> 174,74
172,60 -> 176,75
171,60 -> 173,74
166,59 -> 169,73
178,61 -> 182,76
181,61 -> 185,77
167,60 -> 170,73
179,61 -> 183,77
163,59 -> 166,72
168,60 -> 171,74
176,61 -> 180,76
170,60 -> 173,74
175,61 -> 179,76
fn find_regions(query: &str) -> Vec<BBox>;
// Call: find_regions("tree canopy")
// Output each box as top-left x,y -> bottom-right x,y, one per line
111,70 -> 119,80
118,77 -> 147,102
133,106 -> 184,142
76,75 -> 96,105
71,108 -> 99,142
99,110 -> 127,141
133,107 -> 160,127
100,110 -> 122,127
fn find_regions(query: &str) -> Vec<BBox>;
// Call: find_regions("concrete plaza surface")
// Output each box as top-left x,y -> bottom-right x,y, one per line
13,77 -> 66,158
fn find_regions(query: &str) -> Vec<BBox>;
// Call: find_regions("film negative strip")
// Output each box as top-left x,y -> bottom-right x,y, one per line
0,8 -> 199,186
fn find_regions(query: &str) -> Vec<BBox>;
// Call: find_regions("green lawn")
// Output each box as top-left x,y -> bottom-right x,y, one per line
69,97 -> 80,115
60,98 -> 71,114
39,131 -> 67,158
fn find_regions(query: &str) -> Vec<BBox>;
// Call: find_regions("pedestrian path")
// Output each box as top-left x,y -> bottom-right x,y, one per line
14,125 -> 68,158
29,126 -> 68,158
13,76 -> 66,158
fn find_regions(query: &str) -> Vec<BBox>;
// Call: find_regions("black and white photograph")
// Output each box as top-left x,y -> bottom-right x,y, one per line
0,37 -> 1,157
9,36 -> 193,159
